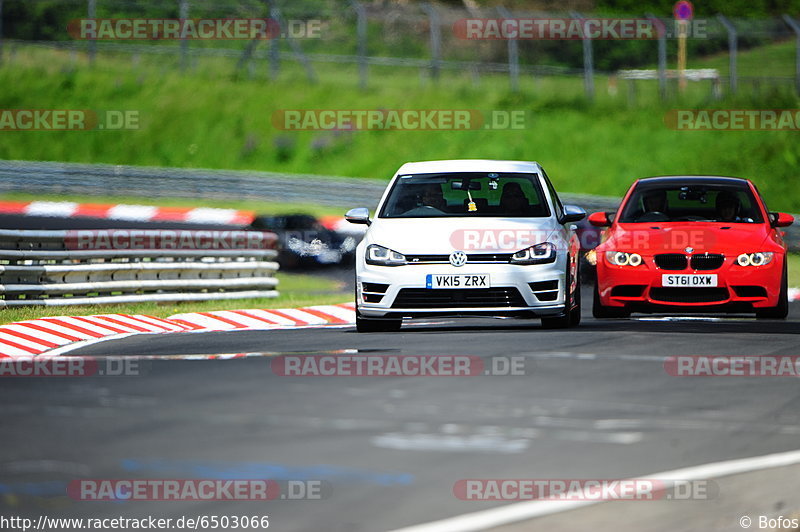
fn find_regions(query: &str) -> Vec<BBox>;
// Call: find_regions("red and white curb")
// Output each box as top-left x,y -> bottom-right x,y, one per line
0,200 -> 255,226
790,288 -> 800,302
0,303 -> 356,358
0,314 -> 196,358
168,303 -> 355,331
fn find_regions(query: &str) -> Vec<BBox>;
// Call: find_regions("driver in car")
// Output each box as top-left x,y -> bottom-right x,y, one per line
635,189 -> 668,221
715,191 -> 751,222
499,182 -> 531,215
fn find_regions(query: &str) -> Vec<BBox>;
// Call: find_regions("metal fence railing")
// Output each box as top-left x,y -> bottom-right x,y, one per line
0,228 -> 279,307
2,1 -> 799,97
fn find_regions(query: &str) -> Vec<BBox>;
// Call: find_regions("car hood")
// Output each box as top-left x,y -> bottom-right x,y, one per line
605,222 -> 770,255
366,217 -> 560,254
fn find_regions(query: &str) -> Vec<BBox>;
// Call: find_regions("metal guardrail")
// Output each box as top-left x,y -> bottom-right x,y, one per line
0,159 -> 796,251
0,228 -> 279,307
0,159 -> 385,208
0,159 -> 624,210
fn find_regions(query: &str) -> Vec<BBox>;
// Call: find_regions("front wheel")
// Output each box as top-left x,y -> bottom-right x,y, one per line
756,261 -> 789,320
541,259 -> 581,329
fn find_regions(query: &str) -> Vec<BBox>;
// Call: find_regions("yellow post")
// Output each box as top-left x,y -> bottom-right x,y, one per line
678,19 -> 688,92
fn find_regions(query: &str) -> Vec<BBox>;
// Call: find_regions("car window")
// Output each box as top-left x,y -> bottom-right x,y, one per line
379,172 -> 551,218
618,183 -> 764,223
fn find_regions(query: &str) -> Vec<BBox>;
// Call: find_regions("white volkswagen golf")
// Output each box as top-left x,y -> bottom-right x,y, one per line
346,160 -> 586,332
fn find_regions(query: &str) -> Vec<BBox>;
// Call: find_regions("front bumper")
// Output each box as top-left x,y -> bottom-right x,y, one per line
596,254 -> 783,311
356,260 -> 568,319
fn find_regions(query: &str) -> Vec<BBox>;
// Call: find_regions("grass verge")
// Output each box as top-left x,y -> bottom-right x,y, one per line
787,253 -> 800,290
2,43 -> 799,211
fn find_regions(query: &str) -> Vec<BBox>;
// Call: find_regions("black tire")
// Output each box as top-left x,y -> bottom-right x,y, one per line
592,282 -> 630,319
756,260 -> 789,320
541,257 -> 581,329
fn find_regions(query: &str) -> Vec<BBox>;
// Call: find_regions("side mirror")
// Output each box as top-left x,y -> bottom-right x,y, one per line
559,204 -> 586,224
345,207 -> 371,226
770,212 -> 794,228
588,211 -> 613,227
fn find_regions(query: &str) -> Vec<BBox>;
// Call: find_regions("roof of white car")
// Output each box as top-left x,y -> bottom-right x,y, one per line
396,159 -> 542,175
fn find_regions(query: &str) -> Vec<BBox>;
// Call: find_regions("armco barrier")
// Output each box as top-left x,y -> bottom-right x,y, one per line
0,229 -> 279,307
0,160 -> 796,250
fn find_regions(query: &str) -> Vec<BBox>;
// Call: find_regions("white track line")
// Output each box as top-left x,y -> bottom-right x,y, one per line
387,448 -> 800,532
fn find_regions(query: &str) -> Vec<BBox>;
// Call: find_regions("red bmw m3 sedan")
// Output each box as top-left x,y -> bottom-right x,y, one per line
590,176 -> 794,319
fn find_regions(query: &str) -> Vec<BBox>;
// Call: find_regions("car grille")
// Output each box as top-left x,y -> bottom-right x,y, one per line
654,254 -> 687,270
649,287 -> 729,303
405,253 -> 513,264
732,286 -> 768,298
361,282 -> 389,303
529,280 -> 559,302
392,288 -> 526,308
690,254 -> 725,270
611,285 -> 646,298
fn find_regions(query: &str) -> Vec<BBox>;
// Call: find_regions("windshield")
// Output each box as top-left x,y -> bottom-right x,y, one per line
379,172 -> 550,218
618,183 -> 763,223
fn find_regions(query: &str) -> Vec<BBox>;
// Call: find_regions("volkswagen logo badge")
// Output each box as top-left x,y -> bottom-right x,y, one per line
685,247 -> 694,253
449,250 -> 468,267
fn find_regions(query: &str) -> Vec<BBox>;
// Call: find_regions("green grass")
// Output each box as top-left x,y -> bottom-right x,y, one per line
690,40 -> 799,78
0,272 -> 349,325
788,253 -> 800,289
2,44 -> 800,212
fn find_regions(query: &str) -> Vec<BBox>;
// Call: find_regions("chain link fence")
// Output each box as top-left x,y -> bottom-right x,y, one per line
3,0 -> 800,97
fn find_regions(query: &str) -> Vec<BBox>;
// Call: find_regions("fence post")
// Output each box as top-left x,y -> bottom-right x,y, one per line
351,0 -> 368,90
270,4 -> 317,83
717,15 -> 737,94
87,0 -> 96,64
266,0 -> 279,79
497,6 -> 519,92
783,14 -> 800,95
647,13 -> 667,100
179,0 -> 189,71
421,3 -> 441,81
0,0 -> 4,64
571,11 -> 594,101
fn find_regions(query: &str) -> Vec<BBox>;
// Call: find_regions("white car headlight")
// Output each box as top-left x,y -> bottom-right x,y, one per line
510,242 -> 557,265
606,251 -> 643,267
736,252 -> 774,267
366,244 -> 407,266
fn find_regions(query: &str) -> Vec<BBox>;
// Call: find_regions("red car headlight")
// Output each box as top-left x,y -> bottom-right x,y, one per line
605,251 -> 643,267
736,252 -> 774,267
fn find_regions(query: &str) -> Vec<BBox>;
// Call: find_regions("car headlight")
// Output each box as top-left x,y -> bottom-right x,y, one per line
736,252 -> 774,267
510,242 -> 557,265
606,251 -> 643,267
366,244 -> 407,266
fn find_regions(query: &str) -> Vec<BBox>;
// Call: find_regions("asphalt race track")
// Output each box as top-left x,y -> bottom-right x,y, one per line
2,303 -> 800,531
